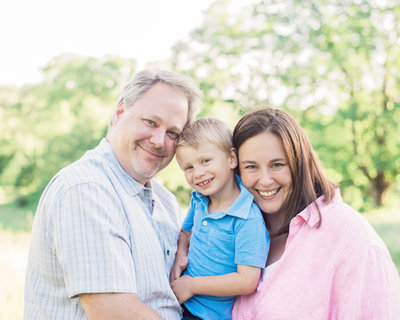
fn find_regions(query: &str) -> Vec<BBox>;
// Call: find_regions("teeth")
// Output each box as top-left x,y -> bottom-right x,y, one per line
259,188 -> 279,197
198,178 -> 212,186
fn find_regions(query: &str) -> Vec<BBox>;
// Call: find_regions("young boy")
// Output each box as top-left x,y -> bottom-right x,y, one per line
170,117 -> 270,320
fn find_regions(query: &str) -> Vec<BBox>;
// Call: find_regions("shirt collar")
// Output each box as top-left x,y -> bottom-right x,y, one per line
96,138 -> 151,197
297,189 -> 342,228
191,175 -> 255,219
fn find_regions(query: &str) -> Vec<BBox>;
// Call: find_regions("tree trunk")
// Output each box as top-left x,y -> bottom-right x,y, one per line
369,169 -> 389,207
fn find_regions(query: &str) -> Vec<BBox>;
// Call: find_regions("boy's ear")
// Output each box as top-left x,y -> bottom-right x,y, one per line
229,147 -> 238,169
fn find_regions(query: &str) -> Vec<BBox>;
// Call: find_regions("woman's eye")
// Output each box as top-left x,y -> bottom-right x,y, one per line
244,165 -> 256,170
272,162 -> 284,169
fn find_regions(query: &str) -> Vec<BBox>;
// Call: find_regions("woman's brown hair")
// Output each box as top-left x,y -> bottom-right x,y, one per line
233,107 -> 337,236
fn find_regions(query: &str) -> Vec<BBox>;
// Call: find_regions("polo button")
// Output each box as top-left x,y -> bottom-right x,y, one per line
203,221 -> 208,226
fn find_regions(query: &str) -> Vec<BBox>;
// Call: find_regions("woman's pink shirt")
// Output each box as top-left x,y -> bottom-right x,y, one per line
233,190 -> 400,319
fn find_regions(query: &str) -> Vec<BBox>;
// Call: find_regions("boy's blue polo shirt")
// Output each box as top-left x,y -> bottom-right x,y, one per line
182,175 -> 270,320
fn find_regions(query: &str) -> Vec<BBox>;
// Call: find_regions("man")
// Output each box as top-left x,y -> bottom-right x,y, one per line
24,70 -> 202,319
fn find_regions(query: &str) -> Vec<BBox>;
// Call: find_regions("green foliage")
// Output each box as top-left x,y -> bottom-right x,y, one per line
1,1 -> 400,211
0,54 -> 137,193
171,0 -> 400,209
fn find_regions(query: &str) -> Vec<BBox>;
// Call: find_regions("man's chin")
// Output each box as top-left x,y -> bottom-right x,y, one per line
131,162 -> 161,180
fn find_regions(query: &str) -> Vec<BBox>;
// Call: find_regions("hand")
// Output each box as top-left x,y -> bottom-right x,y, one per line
170,275 -> 194,304
170,255 -> 189,282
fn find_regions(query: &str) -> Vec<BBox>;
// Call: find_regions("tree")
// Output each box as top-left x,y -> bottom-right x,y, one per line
171,0 -> 400,209
0,54 -> 137,199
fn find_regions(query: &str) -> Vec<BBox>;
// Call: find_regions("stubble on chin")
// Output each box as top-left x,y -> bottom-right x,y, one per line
130,157 -> 162,181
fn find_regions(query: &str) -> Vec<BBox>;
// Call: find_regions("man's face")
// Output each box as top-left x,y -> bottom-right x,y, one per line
108,83 -> 189,185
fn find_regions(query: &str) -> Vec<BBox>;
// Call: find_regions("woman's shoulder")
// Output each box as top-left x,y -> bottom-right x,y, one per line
321,197 -> 387,249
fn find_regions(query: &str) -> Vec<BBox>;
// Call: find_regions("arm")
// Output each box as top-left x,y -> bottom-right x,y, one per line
170,264 -> 261,304
355,246 -> 400,318
80,292 -> 162,320
170,229 -> 191,282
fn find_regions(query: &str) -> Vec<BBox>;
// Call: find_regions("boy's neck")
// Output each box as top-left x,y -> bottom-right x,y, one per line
208,175 -> 240,214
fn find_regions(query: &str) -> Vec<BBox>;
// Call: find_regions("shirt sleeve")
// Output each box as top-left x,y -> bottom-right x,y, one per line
50,182 -> 137,298
332,242 -> 400,319
182,196 -> 196,232
359,245 -> 400,319
234,205 -> 270,268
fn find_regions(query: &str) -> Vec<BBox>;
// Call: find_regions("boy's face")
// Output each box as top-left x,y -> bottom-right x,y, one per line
176,141 -> 237,199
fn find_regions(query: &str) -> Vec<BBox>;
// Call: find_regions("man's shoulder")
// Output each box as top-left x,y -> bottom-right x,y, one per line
55,148 -> 113,189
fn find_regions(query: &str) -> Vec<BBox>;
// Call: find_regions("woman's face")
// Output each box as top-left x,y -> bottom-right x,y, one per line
238,131 -> 292,215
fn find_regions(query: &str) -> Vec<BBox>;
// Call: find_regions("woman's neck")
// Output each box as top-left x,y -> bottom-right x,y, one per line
264,211 -> 288,266
264,211 -> 285,234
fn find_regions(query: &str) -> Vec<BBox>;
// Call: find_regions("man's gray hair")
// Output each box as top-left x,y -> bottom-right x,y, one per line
117,69 -> 203,122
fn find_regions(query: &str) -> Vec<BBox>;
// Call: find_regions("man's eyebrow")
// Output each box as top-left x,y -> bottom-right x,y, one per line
147,114 -> 183,132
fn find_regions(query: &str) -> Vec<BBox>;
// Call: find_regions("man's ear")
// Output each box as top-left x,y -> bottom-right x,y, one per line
111,100 -> 126,126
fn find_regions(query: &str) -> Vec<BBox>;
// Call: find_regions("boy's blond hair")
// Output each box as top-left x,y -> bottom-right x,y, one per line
176,117 -> 233,154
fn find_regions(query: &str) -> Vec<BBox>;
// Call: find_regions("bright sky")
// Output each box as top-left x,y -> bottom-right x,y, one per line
0,0 -> 214,86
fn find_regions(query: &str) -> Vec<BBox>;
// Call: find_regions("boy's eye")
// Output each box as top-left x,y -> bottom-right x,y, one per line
184,165 -> 193,171
201,159 -> 210,165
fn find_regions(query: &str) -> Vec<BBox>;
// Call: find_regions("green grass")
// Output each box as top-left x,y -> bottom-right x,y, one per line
0,229 -> 30,319
0,200 -> 399,319
0,202 -> 35,232
363,207 -> 400,274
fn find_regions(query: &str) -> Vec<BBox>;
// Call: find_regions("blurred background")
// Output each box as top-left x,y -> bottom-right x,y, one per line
1,0 -> 399,318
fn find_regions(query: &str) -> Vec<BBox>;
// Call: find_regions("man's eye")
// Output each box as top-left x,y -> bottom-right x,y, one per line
144,119 -> 156,127
167,131 -> 179,139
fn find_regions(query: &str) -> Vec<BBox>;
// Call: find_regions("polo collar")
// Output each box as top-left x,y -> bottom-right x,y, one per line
191,175 -> 254,220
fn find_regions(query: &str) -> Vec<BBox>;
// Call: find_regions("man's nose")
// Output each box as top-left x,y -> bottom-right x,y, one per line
149,128 -> 166,148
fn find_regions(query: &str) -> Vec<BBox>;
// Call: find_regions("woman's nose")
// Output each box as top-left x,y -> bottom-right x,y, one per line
259,168 -> 274,186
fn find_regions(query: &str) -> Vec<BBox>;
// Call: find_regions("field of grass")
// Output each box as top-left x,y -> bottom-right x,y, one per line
0,201 -> 399,319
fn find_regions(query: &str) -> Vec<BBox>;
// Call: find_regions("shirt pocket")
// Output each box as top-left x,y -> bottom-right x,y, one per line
207,228 -> 235,260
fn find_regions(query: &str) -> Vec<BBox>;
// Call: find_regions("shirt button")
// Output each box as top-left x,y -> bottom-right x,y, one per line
203,221 -> 208,226
293,218 -> 299,225
166,250 -> 170,256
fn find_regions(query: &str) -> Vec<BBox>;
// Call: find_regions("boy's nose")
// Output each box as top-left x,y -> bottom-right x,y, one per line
194,167 -> 205,178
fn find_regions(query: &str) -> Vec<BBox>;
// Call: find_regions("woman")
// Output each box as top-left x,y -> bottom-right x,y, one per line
232,107 -> 400,319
